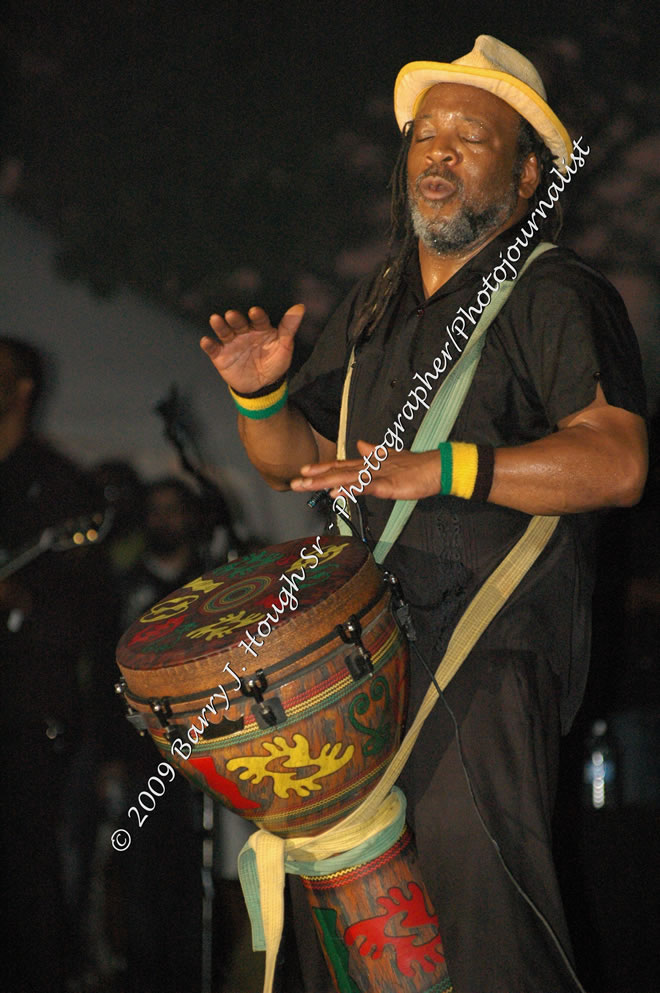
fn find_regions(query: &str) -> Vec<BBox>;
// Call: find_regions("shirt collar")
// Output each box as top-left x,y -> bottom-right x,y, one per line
404,226 -> 543,303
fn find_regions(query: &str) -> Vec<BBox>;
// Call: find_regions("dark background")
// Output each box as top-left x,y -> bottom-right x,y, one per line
2,2 -> 658,991
2,1 -> 658,336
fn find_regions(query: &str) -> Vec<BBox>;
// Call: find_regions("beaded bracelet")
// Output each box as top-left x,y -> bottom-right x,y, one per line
228,376 -> 288,420
437,442 -> 495,501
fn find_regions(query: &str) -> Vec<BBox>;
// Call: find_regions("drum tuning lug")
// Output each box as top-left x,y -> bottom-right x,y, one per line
164,723 -> 189,742
337,615 -> 373,680
115,680 -> 149,736
126,710 -> 149,736
253,697 -> 286,729
240,670 -> 286,727
345,650 -> 374,680
337,615 -> 362,644
149,698 -> 185,739
149,697 -> 173,728
240,669 -> 268,703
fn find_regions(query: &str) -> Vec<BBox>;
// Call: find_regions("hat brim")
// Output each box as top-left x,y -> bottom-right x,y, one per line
394,61 -> 573,171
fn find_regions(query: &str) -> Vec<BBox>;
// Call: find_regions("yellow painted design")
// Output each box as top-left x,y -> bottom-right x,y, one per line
226,733 -> 354,798
286,541 -> 349,574
140,595 -> 199,622
186,610 -> 266,640
184,576 -> 225,593
255,752 -> 391,825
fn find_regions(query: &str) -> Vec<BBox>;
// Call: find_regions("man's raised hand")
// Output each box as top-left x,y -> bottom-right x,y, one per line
201,304 -> 305,394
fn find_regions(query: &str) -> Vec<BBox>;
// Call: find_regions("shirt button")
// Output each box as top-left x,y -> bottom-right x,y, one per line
390,379 -> 398,388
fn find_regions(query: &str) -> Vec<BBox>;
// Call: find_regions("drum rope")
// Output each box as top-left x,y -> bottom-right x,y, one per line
238,512 -> 559,993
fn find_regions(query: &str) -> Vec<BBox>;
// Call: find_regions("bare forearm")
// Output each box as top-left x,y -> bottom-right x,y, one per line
290,406 -> 648,515
237,403 -> 323,490
488,417 -> 648,515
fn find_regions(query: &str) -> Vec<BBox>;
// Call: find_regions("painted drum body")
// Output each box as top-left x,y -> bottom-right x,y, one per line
115,535 -> 410,837
301,826 -> 452,993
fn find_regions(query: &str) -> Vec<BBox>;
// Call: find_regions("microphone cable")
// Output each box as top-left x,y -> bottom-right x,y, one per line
409,637 -> 589,993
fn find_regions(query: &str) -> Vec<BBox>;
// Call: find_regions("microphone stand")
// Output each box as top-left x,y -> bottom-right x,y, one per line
154,385 -> 245,993
155,385 -> 247,563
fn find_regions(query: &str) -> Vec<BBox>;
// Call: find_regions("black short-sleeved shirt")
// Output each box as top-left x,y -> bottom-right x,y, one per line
290,230 -> 646,730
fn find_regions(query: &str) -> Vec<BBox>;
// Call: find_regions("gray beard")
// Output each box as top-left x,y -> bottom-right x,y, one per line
409,174 -> 518,256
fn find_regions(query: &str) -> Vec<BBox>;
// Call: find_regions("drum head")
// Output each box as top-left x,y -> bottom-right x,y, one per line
117,535 -> 375,690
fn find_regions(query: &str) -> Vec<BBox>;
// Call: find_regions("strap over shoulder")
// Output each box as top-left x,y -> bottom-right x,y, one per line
334,241 -> 556,560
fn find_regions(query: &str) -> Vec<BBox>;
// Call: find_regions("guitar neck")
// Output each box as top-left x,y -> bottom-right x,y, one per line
0,509 -> 114,582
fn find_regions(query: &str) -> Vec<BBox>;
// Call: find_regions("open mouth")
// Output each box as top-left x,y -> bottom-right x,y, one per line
418,175 -> 457,201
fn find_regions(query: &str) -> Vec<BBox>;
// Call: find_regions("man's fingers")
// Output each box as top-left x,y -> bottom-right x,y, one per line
207,311 -> 244,342
246,306 -> 274,332
207,305 -> 302,339
278,303 -> 306,338
298,457 -> 363,476
225,308 -> 259,333
200,334 -> 221,359
291,463 -> 363,490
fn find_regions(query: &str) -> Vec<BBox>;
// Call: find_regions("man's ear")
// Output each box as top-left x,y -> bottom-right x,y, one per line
518,152 -> 541,201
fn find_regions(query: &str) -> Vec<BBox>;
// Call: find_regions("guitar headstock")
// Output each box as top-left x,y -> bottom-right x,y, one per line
47,507 -> 116,552
0,507 -> 116,582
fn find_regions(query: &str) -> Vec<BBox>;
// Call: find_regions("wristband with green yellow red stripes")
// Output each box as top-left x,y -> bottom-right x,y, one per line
228,375 -> 288,419
437,441 -> 494,501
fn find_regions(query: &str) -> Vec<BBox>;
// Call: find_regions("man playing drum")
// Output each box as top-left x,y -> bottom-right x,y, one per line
201,35 -> 647,993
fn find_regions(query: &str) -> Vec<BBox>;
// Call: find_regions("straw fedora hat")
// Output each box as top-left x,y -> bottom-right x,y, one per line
394,35 -> 572,171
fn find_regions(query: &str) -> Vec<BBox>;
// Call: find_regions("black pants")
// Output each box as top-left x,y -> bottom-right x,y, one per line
287,647 -> 583,993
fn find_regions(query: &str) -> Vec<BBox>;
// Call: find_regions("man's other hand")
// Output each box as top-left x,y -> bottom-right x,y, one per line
290,440 -> 441,502
201,304 -> 305,395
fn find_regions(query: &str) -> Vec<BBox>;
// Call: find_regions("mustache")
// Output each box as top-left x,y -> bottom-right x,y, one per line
413,164 -> 464,196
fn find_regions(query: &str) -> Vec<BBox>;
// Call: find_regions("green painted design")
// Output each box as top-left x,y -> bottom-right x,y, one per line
136,619 -> 199,655
204,576 -> 271,611
348,675 -> 393,757
312,907 -> 361,993
423,982 -> 453,993
212,546 -> 287,579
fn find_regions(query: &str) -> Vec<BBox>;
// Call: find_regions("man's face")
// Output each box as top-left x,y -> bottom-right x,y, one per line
145,486 -> 195,555
407,82 -> 527,256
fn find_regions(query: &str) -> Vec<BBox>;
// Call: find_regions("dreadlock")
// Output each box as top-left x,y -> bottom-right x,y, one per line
350,116 -> 564,344
350,121 -> 416,344
514,118 -> 564,242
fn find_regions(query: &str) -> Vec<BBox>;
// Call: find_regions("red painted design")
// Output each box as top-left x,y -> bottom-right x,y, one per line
259,594 -> 282,611
128,615 -> 185,645
188,756 -> 260,811
344,882 -> 445,978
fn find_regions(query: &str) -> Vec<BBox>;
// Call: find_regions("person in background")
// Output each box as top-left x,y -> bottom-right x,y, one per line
91,459 -> 147,580
0,336 -> 113,992
119,476 -> 206,629
97,475 -> 207,993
